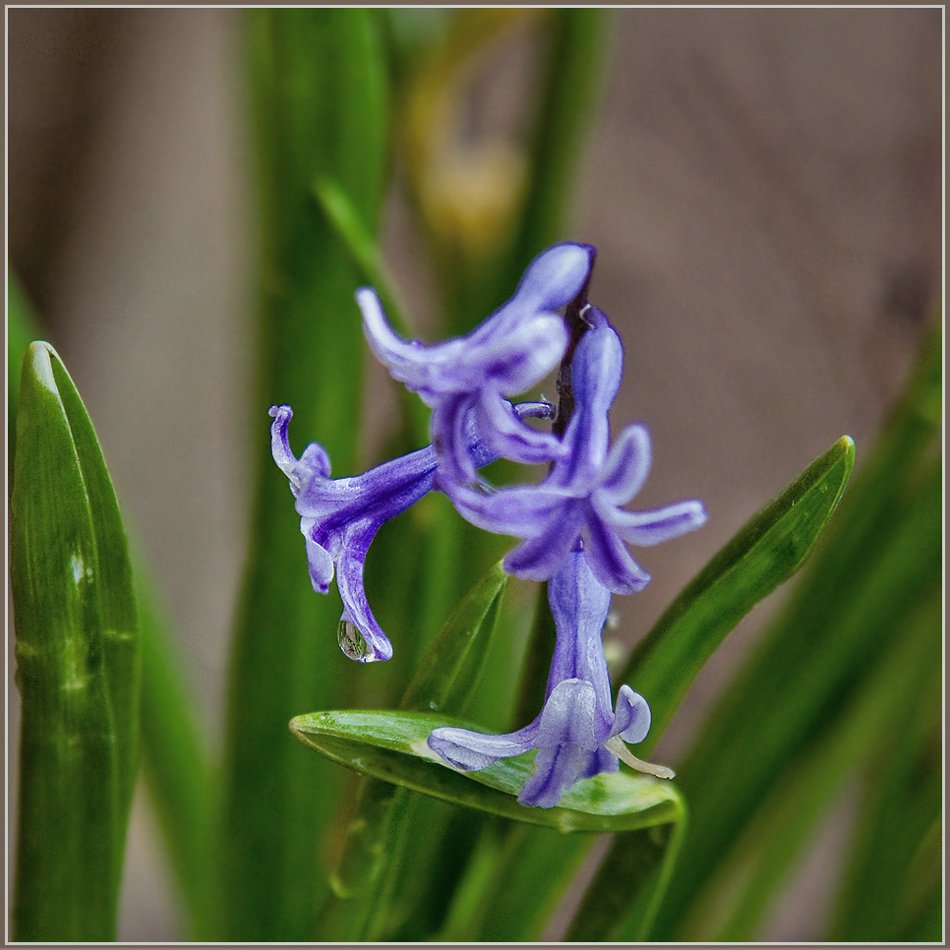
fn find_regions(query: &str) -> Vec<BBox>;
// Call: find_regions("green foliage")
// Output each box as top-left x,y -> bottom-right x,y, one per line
11,343 -> 140,940
8,8 -> 941,945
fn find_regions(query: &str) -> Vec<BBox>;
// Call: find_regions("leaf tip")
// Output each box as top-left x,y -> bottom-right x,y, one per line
23,341 -> 58,393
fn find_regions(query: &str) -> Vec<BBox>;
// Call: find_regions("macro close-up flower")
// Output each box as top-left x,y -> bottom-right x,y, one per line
359,242 -> 594,484
428,547 -> 672,808
443,322 -> 709,593
269,400 -> 555,661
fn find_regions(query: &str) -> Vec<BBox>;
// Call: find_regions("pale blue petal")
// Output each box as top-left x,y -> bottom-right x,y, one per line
612,685 -> 652,744
428,720 -> 540,771
603,498 -> 709,546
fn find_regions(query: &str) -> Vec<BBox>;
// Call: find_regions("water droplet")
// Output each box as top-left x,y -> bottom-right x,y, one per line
428,700 -> 438,711
337,619 -> 370,661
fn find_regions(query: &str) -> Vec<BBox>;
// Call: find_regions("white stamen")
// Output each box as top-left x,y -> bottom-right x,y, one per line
605,736 -> 675,779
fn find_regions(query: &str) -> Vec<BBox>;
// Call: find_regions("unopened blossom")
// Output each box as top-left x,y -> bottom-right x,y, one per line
428,547 -> 673,808
358,242 -> 594,484
442,323 -> 708,594
269,401 -> 553,662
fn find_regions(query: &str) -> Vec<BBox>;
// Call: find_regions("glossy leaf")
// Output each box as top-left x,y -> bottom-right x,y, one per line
291,709 -> 682,833
11,342 -> 139,941
620,434 -> 855,751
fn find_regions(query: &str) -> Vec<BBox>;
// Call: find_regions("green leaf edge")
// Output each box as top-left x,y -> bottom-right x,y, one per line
291,709 -> 681,834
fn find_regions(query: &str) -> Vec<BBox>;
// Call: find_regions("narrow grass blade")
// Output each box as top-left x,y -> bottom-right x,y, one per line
503,8 -> 612,285
136,566 -> 215,940
11,342 -> 139,941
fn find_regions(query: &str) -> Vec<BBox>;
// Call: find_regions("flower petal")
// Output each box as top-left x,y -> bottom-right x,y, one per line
597,423 -> 652,506
442,482 -> 569,539
517,743 -> 592,809
428,720 -> 540,771
501,501 -> 587,580
612,684 -> 652,744
604,498 -> 708,546
334,524 -> 394,662
510,242 -> 594,313
582,515 -> 652,594
474,393 -> 567,468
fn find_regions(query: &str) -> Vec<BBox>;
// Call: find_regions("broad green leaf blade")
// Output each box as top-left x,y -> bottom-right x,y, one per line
291,710 -> 682,834
11,342 -> 139,941
219,9 -> 389,940
620,434 -> 855,751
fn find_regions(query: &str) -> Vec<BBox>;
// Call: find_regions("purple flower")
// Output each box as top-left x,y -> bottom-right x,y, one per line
442,324 -> 708,594
269,401 -> 554,662
358,243 -> 594,484
428,548 -> 673,808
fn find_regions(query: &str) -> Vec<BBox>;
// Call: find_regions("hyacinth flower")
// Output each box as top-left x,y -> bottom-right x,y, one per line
358,242 -> 595,485
269,401 -> 553,662
428,547 -> 673,808
442,321 -> 708,594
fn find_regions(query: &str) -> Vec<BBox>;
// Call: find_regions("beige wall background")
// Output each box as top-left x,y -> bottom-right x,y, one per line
7,7 -> 942,941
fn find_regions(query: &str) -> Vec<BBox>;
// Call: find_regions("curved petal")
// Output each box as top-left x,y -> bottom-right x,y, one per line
501,501 -> 587,580
333,524 -> 393,662
566,326 -> 623,437
612,684 -> 652,744
582,516 -> 651,594
517,743 -> 592,808
510,242 -> 595,313
537,678 -> 601,751
302,530 -> 335,594
427,719 -> 540,771
597,424 -> 652,506
475,393 -> 567,468
358,288 -> 438,401
430,392 -> 478,485
269,405 -> 332,493
443,482 -> 570,539
472,313 -> 568,394
582,744 -> 620,779
603,498 -> 708,546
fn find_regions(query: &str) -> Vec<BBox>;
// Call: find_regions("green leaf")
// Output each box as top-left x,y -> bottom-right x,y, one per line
648,326 -> 941,941
313,562 -> 508,941
502,8 -> 612,290
290,709 -> 683,834
218,9 -> 390,940
399,561 -> 508,714
620,434 -> 855,750
11,342 -> 140,941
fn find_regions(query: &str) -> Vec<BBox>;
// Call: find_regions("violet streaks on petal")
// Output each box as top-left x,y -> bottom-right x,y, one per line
359,243 -> 595,483
443,324 -> 707,592
427,549 -> 671,808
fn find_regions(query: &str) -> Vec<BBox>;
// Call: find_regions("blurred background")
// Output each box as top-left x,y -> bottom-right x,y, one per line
7,7 -> 942,941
